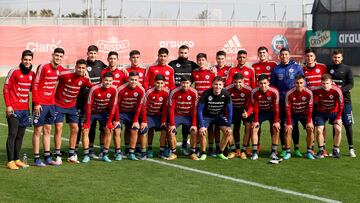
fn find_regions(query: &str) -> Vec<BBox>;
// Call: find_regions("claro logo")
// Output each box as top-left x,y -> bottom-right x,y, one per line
97,37 -> 130,53
26,38 -> 62,53
159,40 -> 195,48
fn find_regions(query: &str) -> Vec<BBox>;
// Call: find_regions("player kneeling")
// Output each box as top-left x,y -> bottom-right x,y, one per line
198,76 -> 233,160
284,75 -> 315,160
168,76 -> 198,160
81,72 -> 118,163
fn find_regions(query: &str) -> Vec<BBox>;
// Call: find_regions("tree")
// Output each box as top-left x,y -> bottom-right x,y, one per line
40,9 -> 54,17
29,10 -> 37,17
197,10 -> 210,19
66,12 -> 81,18
81,9 -> 89,17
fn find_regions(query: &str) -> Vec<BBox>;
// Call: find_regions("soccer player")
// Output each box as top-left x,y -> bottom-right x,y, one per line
141,74 -> 169,159
313,74 -> 344,158
3,50 -> 35,169
82,71 -> 118,163
54,59 -> 92,164
192,53 -> 216,96
198,76 -> 233,160
327,50 -> 356,157
252,46 -> 277,82
126,50 -> 146,86
284,75 -> 315,160
101,51 -> 127,87
168,75 -> 198,160
271,48 -> 304,158
225,73 -> 253,159
225,50 -> 256,88
76,45 -> 107,159
215,50 -> 231,80
144,48 -> 175,90
168,45 -> 198,87
251,74 -> 281,163
32,47 -> 66,166
114,71 -> 146,161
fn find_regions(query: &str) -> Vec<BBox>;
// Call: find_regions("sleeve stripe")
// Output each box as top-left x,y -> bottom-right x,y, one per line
5,67 -> 18,85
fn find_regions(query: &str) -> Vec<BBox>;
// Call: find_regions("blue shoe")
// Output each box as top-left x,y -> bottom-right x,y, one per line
159,152 -> 168,160
332,149 -> 341,159
140,155 -> 147,160
128,153 -> 139,161
102,155 -> 112,163
316,151 -> 324,159
44,157 -> 60,166
181,147 -> 190,156
34,159 -> 46,167
164,148 -> 171,157
115,153 -> 122,161
306,152 -> 315,160
82,155 -> 90,163
147,149 -> 153,158
208,151 -> 217,158
283,153 -> 291,160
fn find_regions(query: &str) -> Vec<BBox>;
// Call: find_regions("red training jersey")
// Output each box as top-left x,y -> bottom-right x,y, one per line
303,63 -> 327,90
313,84 -> 344,119
3,67 -> 35,110
55,70 -> 92,108
285,87 -> 313,125
168,86 -> 198,126
225,66 -> 256,88
142,87 -> 169,124
225,84 -> 253,116
143,64 -> 175,90
101,67 -> 127,87
252,61 -> 277,82
251,87 -> 280,123
192,68 -> 216,97
125,65 -> 147,86
216,65 -> 231,81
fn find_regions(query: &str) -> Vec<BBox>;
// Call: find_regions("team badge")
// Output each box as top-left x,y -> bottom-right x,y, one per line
115,74 -> 120,78
267,96 -> 271,100
87,67 -> 92,71
240,93 -> 245,97
78,81 -> 82,86
139,73 -> 143,77
231,93 -> 234,96
155,70 -> 159,73
106,93 -> 111,98
159,97 -> 163,101
329,95 -> 334,99
205,75 -> 210,79
196,75 -> 199,78
134,92 -> 138,97
244,71 -> 249,75
293,97 -> 296,101
165,71 -> 170,76
271,35 -> 289,54
29,76 -> 32,80
330,69 -> 334,74
225,70 -> 228,74
316,69 -> 320,73
266,66 -> 271,71
289,68 -> 294,73
302,96 -> 306,101
68,79 -> 71,82
20,75 -> 24,78
187,96 -> 192,100
176,63 -> 181,68
56,70 -> 60,75
98,94 -> 101,97
208,96 -> 213,101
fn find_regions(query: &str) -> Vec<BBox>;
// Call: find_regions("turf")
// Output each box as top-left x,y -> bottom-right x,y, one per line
0,77 -> 359,202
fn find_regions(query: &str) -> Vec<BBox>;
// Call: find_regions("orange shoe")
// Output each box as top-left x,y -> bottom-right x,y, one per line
15,160 -> 29,168
227,152 -> 236,159
246,147 -> 252,156
323,149 -> 329,157
7,161 -> 19,170
190,154 -> 199,161
235,149 -> 241,157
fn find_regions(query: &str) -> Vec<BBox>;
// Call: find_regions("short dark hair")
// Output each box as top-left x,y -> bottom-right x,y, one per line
280,48 -> 290,54
257,46 -> 268,53
76,59 -> 87,66
108,51 -> 118,58
212,76 -> 224,83
332,49 -> 343,56
295,75 -> 305,80
155,74 -> 165,81
305,48 -> 315,55
103,71 -> 113,78
233,73 -> 244,81
321,73 -> 332,81
179,45 -> 189,50
158,48 -> 169,55
87,45 -> 99,52
196,53 -> 207,60
180,75 -> 191,82
129,71 -> 139,77
216,51 -> 226,57
54,47 -> 65,55
258,74 -> 268,82
21,50 -> 33,59
129,50 -> 140,57
237,50 -> 247,55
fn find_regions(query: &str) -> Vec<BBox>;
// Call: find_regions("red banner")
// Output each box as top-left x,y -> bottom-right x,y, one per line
0,26 -> 305,74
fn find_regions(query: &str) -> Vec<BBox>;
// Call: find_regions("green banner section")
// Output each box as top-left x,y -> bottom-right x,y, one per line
306,30 -> 337,48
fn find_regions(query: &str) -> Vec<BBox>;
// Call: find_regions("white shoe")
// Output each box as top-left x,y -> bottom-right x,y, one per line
349,149 -> 357,158
55,156 -> 63,165
89,153 -> 99,159
251,153 -> 258,160
67,155 -> 80,164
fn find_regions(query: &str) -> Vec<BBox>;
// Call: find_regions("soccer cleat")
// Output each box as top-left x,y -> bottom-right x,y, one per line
159,153 -> 168,160
164,148 -> 171,158
235,149 -> 241,158
127,153 -> 139,161
251,153 -> 258,160
167,153 -> 177,161
216,153 -> 228,160
279,150 -> 287,157
208,151 -> 217,158
240,152 -> 247,160
15,160 -> 29,168
140,154 -> 147,160
294,150 -> 303,157
34,159 -> 46,167
190,154 -> 199,161
199,154 -> 207,161
316,151 -> 324,159
332,149 -> 341,159
67,155 -> 80,164
147,149 -> 153,158
227,152 -> 236,159
269,153 -> 283,163
102,155 -> 112,163
98,152 -> 103,159
349,149 -> 356,158
44,157 -> 60,166
323,149 -> 329,157
245,147 -> 252,156
283,153 -> 291,160
89,152 -> 99,159
7,161 -> 19,170
306,152 -> 315,160
115,153 -> 123,161
181,147 -> 190,156
54,156 -> 63,165
122,152 -> 129,159
82,155 -> 90,163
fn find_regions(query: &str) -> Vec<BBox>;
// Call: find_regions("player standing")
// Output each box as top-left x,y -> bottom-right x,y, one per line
252,46 -> 277,82
225,50 -> 256,88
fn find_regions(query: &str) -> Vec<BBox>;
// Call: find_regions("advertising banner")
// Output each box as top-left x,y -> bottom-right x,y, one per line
305,30 -> 337,48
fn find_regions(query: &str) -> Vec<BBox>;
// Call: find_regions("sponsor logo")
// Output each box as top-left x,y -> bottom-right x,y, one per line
308,31 -> 331,47
222,35 -> 242,54
26,38 -> 63,53
159,40 -> 195,48
97,37 -> 130,54
271,35 -> 289,54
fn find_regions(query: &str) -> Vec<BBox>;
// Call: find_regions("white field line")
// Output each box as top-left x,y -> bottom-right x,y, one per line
0,122 -> 341,203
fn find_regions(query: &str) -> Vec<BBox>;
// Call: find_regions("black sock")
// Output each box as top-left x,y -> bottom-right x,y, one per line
344,125 -> 354,149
